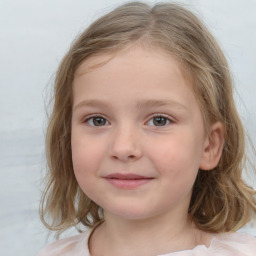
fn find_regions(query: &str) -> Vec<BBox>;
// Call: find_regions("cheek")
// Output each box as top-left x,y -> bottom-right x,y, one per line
149,132 -> 203,178
71,133 -> 104,179
71,135 -> 105,199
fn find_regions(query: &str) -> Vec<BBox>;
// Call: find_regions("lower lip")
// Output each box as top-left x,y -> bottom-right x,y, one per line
105,178 -> 152,189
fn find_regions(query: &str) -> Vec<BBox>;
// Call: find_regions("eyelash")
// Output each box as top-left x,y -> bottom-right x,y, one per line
83,113 -> 174,127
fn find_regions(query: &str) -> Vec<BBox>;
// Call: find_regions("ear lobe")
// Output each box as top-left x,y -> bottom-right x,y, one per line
200,122 -> 225,171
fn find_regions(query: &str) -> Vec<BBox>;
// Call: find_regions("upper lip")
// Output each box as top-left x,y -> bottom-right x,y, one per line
104,173 -> 153,180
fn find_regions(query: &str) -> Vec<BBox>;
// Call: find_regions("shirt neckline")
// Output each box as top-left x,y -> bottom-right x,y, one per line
84,226 -> 218,256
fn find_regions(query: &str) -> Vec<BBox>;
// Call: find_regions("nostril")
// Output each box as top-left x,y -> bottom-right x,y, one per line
111,153 -> 139,162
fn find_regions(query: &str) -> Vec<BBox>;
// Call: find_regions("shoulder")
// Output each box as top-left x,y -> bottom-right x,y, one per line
169,232 -> 256,256
208,232 -> 256,255
37,229 -> 91,256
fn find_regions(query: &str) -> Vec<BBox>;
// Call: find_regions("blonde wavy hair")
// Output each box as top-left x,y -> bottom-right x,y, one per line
40,1 -> 256,237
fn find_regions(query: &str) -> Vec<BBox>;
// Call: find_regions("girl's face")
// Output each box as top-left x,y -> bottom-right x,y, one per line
71,46 -> 208,221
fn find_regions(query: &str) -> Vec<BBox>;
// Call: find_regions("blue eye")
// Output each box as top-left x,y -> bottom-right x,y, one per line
148,115 -> 172,126
85,116 -> 109,126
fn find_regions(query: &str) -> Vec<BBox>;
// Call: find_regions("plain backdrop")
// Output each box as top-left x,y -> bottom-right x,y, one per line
0,0 -> 255,255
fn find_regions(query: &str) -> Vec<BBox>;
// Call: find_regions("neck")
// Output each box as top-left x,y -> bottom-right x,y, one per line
89,212 -> 207,256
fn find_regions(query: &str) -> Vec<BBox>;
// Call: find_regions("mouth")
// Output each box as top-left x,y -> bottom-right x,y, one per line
103,173 -> 154,189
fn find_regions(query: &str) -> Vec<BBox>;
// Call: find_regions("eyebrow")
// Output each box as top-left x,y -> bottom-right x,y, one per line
73,99 -> 188,112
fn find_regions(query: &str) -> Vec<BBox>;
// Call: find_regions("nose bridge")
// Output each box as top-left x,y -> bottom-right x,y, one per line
110,121 -> 142,161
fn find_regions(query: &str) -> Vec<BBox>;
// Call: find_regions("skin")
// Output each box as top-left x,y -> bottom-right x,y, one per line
71,46 -> 224,256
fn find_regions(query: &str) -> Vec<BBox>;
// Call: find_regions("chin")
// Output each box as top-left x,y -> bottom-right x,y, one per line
104,205 -> 159,221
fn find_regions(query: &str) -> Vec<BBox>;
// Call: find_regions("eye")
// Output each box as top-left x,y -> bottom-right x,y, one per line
84,115 -> 110,127
147,114 -> 172,127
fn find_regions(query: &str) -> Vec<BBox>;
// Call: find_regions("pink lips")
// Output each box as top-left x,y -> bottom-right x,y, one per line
104,173 -> 153,189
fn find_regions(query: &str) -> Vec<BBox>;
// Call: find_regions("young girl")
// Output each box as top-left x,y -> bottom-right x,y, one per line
39,2 -> 256,255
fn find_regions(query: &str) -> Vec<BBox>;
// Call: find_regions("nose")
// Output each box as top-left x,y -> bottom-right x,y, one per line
109,125 -> 142,162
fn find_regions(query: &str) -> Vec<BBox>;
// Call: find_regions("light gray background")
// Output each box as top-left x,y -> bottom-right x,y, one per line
0,0 -> 255,255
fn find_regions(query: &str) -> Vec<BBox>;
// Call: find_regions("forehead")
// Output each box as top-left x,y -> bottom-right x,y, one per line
73,46 -> 198,106
73,46 -> 189,91
75,53 -> 114,77
74,44 -> 191,80
72,46 -> 201,116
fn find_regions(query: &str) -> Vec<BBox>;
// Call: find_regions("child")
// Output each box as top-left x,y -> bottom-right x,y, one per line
39,1 -> 256,255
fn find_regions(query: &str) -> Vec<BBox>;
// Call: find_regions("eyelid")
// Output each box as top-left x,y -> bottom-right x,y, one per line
150,113 -> 174,120
82,113 -> 174,127
83,114 -> 110,126
146,113 -> 174,126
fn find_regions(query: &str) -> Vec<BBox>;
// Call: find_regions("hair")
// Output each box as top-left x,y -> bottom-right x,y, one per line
40,1 -> 256,237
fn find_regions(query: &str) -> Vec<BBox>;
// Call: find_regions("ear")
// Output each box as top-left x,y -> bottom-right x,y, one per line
200,122 -> 225,171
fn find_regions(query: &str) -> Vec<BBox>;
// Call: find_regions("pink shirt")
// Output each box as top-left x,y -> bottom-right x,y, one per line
38,230 -> 256,256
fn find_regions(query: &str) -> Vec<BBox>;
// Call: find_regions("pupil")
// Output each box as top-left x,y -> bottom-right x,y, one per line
153,117 -> 166,126
93,117 -> 106,126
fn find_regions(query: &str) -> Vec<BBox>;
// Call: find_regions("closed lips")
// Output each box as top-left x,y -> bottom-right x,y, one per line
104,173 -> 153,180
103,173 -> 154,189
